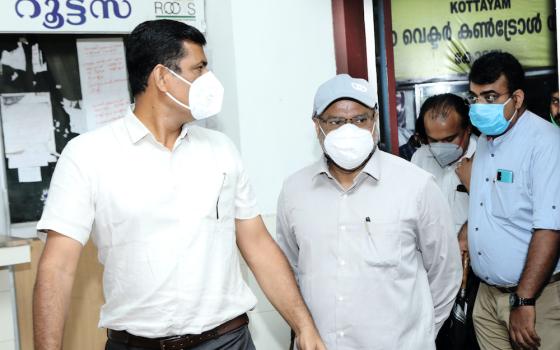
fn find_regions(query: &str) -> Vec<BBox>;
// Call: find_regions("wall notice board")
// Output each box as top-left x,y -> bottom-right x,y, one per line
0,35 -> 130,224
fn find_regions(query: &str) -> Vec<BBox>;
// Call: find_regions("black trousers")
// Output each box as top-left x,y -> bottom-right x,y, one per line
105,325 -> 255,350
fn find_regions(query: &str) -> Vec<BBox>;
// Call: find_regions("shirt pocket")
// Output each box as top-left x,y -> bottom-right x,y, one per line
215,171 -> 238,231
363,221 -> 401,268
490,181 -> 521,219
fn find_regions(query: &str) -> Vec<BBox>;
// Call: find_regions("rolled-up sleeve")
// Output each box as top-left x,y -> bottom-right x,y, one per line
531,135 -> 560,231
36,139 -> 94,246
227,140 -> 259,220
275,184 -> 299,272
416,176 -> 462,334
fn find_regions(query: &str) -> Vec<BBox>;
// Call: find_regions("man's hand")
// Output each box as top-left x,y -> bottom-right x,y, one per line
296,325 -> 327,350
455,156 -> 474,192
458,222 -> 468,255
510,229 -> 560,349
509,306 -> 540,350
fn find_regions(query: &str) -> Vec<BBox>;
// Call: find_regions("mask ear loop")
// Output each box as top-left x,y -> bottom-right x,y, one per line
504,96 -> 519,122
456,127 -> 470,151
166,67 -> 193,86
551,114 -> 560,127
316,120 -> 330,156
318,124 -> 328,138
165,67 -> 193,111
165,92 -> 191,110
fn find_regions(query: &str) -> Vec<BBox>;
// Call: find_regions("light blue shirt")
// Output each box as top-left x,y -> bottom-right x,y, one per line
469,110 -> 560,286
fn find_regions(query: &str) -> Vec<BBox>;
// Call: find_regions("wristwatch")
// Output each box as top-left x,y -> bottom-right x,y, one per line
509,293 -> 536,308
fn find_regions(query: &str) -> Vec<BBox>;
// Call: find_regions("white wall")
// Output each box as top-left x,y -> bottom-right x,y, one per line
205,1 -> 336,348
206,0 -> 336,214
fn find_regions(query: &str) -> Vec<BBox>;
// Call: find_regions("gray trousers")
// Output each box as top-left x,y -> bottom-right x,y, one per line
105,325 -> 256,350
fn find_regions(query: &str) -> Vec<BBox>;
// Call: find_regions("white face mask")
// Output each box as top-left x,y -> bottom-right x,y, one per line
165,68 -> 224,120
428,142 -> 464,168
320,123 -> 375,170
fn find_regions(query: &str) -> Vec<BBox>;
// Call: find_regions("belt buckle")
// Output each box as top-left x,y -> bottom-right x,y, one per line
160,334 -> 192,350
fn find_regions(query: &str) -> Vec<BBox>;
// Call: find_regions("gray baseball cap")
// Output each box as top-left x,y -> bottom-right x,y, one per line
313,74 -> 378,116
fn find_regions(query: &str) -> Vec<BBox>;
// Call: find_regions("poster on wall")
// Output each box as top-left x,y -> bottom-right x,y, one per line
392,0 -> 556,82
77,38 -> 130,130
0,92 -> 57,182
0,0 -> 205,33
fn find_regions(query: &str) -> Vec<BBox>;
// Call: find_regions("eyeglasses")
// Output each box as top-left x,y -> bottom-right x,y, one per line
466,92 -> 509,105
316,113 -> 375,130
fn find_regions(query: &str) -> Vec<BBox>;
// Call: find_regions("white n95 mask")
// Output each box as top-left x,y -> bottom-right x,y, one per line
428,142 -> 464,168
165,68 -> 224,120
321,123 -> 375,170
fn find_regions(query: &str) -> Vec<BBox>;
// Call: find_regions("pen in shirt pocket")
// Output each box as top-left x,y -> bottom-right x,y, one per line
216,172 -> 226,220
365,216 -> 373,236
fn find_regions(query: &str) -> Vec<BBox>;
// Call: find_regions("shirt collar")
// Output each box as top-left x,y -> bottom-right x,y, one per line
124,107 -> 189,144
124,108 -> 150,144
312,146 -> 382,182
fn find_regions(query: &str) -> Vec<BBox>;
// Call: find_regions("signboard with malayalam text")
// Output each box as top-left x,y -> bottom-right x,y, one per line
0,0 -> 205,33
392,0 -> 555,82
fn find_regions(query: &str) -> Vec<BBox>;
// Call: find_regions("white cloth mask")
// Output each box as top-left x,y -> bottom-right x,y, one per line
320,123 -> 375,170
166,68 -> 224,120
428,142 -> 464,168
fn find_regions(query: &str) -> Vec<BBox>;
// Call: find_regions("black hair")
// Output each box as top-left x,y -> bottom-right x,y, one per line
415,93 -> 474,144
126,20 -> 206,96
468,52 -> 525,93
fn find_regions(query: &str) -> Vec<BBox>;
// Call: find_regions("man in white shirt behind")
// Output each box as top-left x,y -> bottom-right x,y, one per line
411,93 -> 477,248
33,20 -> 324,350
411,93 -> 480,350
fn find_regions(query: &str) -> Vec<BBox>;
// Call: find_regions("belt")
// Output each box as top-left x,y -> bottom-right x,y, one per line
107,313 -> 249,350
488,271 -> 560,294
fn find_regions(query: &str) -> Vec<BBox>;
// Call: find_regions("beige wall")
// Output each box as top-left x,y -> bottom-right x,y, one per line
15,240 -> 105,350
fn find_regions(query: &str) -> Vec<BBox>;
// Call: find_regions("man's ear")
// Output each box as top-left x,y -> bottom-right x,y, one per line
152,64 -> 170,93
313,118 -> 322,139
512,89 -> 525,109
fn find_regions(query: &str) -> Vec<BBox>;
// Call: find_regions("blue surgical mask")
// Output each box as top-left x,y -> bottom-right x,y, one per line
469,98 -> 516,136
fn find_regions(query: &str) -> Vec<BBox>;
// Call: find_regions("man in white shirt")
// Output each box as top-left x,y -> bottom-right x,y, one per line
276,74 -> 462,349
411,93 -> 480,350
33,20 -> 324,350
411,93 -> 476,248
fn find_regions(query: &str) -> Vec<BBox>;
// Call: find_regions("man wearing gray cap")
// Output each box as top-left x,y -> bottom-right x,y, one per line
276,74 -> 462,349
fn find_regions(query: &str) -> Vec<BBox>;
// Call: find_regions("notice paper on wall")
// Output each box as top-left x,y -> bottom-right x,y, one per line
17,167 -> 42,183
0,41 -> 26,72
0,92 -> 57,182
77,38 -> 130,131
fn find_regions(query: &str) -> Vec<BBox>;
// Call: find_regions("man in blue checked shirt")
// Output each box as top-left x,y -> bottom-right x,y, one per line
464,52 -> 560,350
